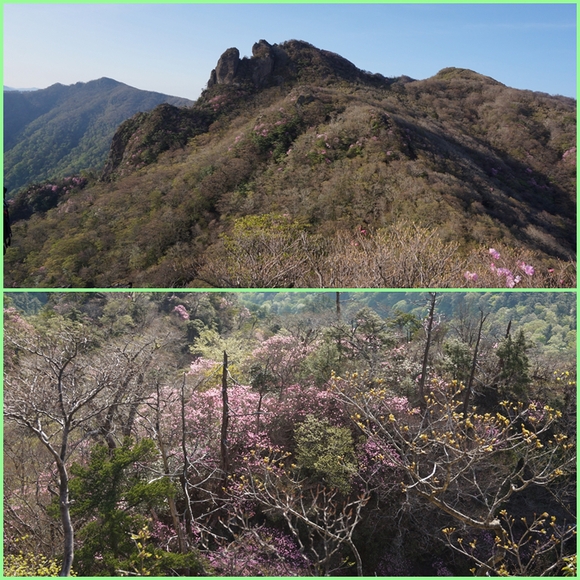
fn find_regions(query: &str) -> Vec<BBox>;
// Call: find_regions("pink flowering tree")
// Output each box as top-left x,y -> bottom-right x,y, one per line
246,333 -> 314,390
149,348 -> 371,574
207,524 -> 309,576
244,333 -> 316,428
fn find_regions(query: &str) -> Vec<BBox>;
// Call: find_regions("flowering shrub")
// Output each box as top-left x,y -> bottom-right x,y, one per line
332,370 -> 576,575
443,510 -> 576,576
357,436 -> 402,492
172,304 -> 190,320
459,243 -> 578,288
4,551 -> 70,577
246,332 -> 315,390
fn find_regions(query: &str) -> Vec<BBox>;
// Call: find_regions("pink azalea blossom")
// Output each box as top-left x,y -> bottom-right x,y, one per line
172,304 -> 190,320
518,262 -> 535,276
505,275 -> 521,288
489,248 -> 501,261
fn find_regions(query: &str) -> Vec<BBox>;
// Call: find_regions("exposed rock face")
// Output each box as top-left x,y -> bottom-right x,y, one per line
206,39 -> 386,90
208,40 -> 290,89
103,39 -> 395,182
210,47 -> 241,86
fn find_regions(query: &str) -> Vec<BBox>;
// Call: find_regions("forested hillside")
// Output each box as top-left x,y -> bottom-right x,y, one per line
4,40 -> 576,288
3,78 -> 193,194
4,291 -> 576,576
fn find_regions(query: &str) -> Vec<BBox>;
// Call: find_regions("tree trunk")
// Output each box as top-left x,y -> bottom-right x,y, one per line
56,458 -> 74,576
155,381 -> 187,554
220,351 -> 230,491
256,390 -> 264,432
462,310 -> 488,416
418,293 -> 437,409
38,423 -> 75,576
180,373 -> 196,540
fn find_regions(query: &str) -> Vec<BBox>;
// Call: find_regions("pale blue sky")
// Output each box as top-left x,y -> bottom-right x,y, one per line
3,2 -> 577,100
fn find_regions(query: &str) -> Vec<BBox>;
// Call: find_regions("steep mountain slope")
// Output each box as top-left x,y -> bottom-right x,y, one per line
5,40 -> 576,288
3,78 -> 193,193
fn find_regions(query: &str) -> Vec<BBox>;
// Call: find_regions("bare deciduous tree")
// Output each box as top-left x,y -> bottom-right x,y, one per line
228,447 -> 370,576
331,371 -> 576,575
4,315 -> 164,576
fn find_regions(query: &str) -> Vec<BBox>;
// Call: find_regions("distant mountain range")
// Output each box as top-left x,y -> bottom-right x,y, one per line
5,40 -> 576,289
4,86 -> 39,92
4,78 -> 194,193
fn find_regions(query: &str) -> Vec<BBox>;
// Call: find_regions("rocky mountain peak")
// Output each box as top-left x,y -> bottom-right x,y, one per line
207,39 -> 290,89
206,39 -> 390,90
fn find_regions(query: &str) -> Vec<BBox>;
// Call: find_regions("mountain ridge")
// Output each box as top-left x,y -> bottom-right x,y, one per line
5,40 -> 576,288
3,85 -> 40,92
4,78 -> 194,194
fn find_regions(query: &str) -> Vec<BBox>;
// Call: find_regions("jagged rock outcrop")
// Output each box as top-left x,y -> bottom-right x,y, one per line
207,39 -> 390,90
209,47 -> 241,86
208,40 -> 291,89
103,40 -> 398,182
102,40 -> 393,182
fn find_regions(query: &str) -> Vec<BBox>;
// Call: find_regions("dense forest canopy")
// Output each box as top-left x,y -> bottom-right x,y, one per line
3,79 -> 193,194
4,40 -> 576,288
4,291 -> 576,576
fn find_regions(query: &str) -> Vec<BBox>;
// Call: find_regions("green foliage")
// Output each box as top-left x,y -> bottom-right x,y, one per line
388,309 -> 422,342
562,554 -> 577,577
69,438 -> 176,576
303,307 -> 395,383
119,525 -> 209,577
250,114 -> 302,161
4,546 -> 71,577
442,339 -> 472,383
190,324 -> 250,367
70,438 -> 169,515
4,80 -> 193,194
4,292 -> 46,315
496,329 -> 532,398
302,336 -> 345,386
295,414 -> 357,493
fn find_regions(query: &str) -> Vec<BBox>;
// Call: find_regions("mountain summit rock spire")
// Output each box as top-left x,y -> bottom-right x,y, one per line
206,39 -> 389,90
208,39 -> 290,89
